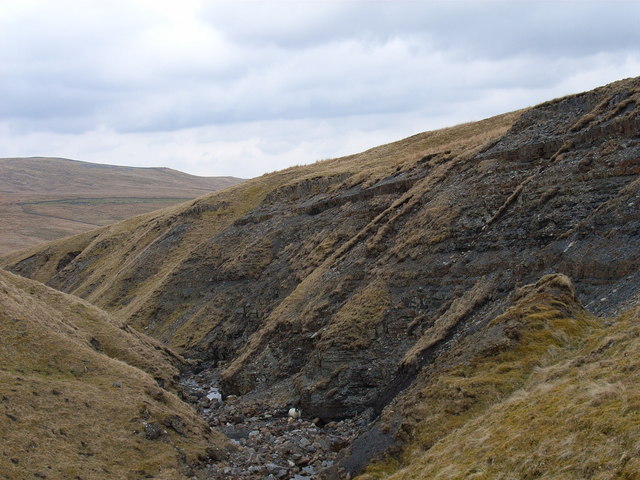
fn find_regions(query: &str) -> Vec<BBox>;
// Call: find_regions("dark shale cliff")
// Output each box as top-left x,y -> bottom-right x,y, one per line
3,78 -> 640,467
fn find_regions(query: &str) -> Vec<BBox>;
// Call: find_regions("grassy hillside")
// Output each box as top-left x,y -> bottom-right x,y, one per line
360,275 -> 640,479
0,110 -> 518,323
0,109 -> 518,346
0,269 -> 228,479
0,157 -> 242,255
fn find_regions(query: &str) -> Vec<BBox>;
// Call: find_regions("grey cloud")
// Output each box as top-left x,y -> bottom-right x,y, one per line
1,0 -> 639,177
424,2 -> 640,59
203,2 -> 640,58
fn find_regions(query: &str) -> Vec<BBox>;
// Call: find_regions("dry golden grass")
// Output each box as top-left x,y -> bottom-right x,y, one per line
320,282 -> 391,350
0,269 -> 228,479
2,78 -> 638,479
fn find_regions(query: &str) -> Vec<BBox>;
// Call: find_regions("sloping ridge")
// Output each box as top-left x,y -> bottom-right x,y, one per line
0,269 -> 228,479
0,157 -> 241,196
2,77 -> 640,477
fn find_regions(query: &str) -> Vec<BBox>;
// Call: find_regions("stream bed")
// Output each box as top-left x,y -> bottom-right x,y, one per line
180,365 -> 371,479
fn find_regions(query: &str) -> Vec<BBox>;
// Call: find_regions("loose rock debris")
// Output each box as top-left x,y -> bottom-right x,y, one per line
181,370 -> 369,479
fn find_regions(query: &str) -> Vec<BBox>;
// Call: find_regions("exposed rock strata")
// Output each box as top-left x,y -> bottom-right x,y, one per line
3,77 -> 640,457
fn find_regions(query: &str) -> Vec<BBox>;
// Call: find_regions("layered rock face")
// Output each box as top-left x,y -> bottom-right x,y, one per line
3,77 -> 640,427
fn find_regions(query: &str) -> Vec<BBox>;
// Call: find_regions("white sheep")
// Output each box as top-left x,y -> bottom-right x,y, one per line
288,407 -> 301,420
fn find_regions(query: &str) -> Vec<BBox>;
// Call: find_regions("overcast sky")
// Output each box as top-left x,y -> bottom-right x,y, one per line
1,1 -> 639,178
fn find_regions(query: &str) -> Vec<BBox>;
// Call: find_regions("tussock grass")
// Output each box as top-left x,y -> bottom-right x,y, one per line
0,270 -> 228,479
360,275 -> 640,479
320,282 -> 391,350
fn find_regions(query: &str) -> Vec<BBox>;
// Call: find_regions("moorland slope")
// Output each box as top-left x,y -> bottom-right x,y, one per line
0,269 -> 228,479
0,157 -> 242,255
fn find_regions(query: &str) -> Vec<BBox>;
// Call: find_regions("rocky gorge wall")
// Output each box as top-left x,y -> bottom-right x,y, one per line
3,76 -> 640,435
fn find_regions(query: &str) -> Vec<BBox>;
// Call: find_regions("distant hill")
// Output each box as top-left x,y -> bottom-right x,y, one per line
0,157 -> 243,255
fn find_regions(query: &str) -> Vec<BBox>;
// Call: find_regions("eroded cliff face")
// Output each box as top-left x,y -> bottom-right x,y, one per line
3,78 -> 640,428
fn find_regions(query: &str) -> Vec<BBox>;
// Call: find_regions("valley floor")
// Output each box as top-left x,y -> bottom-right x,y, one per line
182,365 -> 369,479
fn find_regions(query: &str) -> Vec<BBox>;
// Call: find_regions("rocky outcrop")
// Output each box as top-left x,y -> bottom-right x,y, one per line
3,77 -> 640,432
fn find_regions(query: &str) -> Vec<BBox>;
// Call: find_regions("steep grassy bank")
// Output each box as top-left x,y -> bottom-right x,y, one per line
360,275 -> 640,478
0,269 -> 228,479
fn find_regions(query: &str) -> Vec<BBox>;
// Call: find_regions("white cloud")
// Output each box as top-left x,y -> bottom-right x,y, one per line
0,0 -> 639,177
